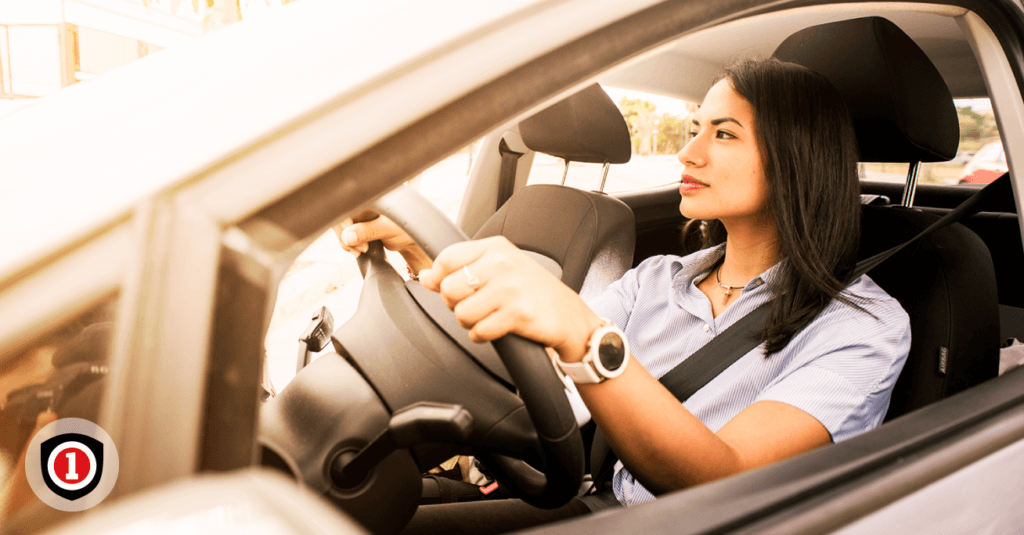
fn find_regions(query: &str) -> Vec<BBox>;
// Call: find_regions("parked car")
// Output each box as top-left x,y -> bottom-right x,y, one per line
2,1 -> 1024,534
959,141 -> 1009,183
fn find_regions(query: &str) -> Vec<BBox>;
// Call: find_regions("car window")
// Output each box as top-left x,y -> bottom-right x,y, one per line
527,87 -> 697,193
0,295 -> 117,521
859,98 -> 1005,186
263,142 -> 478,391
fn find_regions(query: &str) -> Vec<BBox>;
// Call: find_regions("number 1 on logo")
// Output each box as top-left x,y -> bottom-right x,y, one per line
66,452 -> 78,480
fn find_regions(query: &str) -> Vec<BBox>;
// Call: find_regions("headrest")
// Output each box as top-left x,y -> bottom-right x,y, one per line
773,17 -> 959,163
519,84 -> 632,164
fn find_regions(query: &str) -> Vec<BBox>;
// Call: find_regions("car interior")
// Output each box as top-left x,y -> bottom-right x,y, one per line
5,2 -> 1024,535
521,8 -> 1024,535
252,8 -> 1024,535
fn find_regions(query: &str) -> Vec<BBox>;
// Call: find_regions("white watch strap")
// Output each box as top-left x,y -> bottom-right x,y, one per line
557,357 -> 604,384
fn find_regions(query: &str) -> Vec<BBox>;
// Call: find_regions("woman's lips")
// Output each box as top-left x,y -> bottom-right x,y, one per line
680,175 -> 708,192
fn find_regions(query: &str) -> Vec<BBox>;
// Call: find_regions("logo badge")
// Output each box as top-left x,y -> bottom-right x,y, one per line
25,418 -> 118,511
40,434 -> 104,501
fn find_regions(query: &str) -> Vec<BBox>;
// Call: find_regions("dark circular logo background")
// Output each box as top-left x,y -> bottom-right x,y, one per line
25,418 -> 119,512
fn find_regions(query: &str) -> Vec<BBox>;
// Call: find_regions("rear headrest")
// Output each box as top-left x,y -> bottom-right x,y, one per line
519,84 -> 632,164
773,17 -> 959,163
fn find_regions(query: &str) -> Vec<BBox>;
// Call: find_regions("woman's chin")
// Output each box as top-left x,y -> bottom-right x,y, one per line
678,201 -> 714,221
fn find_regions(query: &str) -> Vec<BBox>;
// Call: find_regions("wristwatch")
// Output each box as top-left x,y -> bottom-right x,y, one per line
556,320 -> 629,384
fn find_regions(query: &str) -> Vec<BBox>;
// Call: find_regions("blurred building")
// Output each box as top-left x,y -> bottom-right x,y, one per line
0,0 -> 203,99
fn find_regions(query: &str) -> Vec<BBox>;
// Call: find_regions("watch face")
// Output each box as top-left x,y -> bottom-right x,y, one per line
597,332 -> 626,371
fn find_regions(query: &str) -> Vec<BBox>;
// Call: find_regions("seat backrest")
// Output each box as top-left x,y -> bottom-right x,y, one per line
775,17 -> 1000,418
474,185 -> 634,299
859,206 -> 999,418
475,84 -> 635,298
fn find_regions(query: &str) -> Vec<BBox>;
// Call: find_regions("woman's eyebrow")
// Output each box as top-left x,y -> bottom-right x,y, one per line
691,117 -> 744,128
711,117 -> 744,128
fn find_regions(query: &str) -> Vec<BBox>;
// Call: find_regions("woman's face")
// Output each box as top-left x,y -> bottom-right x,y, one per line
677,78 -> 771,227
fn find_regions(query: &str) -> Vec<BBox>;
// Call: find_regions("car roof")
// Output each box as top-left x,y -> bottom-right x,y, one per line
599,5 -> 979,103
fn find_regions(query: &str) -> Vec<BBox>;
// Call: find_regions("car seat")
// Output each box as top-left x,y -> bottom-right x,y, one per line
774,17 -> 1001,420
473,84 -> 636,300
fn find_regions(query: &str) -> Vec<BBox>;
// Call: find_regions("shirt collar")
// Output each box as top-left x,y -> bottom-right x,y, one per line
671,244 -> 725,288
670,243 -> 782,292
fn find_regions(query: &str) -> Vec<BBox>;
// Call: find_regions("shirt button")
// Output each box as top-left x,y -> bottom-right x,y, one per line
703,324 -> 711,332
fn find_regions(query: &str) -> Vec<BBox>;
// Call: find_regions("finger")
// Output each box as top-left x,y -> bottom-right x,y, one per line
332,219 -> 353,244
451,281 -> 504,330
340,228 -> 369,253
468,306 -> 519,343
340,223 -> 366,247
438,263 -> 488,308
349,218 -> 405,250
332,219 -> 366,256
419,241 -> 489,291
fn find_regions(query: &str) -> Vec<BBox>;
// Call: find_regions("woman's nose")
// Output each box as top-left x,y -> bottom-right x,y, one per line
678,136 -> 705,167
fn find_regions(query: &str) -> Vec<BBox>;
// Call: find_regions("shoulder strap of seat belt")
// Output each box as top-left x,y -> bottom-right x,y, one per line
497,139 -> 524,210
589,173 -> 1012,493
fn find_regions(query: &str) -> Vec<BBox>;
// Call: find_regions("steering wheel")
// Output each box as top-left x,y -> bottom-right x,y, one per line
359,185 -> 585,509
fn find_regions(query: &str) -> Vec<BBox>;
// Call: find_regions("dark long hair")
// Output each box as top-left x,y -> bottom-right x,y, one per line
683,57 -> 862,356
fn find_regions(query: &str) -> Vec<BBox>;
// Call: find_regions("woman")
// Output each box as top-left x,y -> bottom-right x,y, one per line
337,57 -> 910,521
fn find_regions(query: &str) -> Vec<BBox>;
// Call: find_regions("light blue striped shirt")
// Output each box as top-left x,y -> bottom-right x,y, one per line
580,244 -> 911,505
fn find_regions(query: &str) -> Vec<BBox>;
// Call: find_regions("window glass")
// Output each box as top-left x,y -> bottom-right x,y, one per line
859,98 -> 1004,186
5,25 -> 63,97
263,142 -> 477,391
528,87 -> 697,193
0,296 -> 117,521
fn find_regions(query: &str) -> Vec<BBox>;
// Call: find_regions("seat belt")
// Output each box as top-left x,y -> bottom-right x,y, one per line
497,139 -> 524,210
588,173 -> 1012,494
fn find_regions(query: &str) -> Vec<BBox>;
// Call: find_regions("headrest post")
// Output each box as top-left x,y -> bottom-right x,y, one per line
598,162 -> 611,192
560,159 -> 570,186
900,161 -> 921,208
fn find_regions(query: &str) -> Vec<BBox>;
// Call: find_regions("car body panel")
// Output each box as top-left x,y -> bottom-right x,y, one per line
833,435 -> 1024,535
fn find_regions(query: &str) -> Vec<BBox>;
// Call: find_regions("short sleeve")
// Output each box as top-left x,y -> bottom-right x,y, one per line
755,308 -> 911,443
584,256 -> 661,330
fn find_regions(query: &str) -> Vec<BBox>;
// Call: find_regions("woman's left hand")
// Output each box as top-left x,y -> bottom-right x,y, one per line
418,236 -> 602,362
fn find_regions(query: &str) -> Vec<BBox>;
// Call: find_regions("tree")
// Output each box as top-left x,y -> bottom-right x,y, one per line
617,97 -> 657,154
656,114 -> 684,154
617,96 -> 698,156
958,106 -> 983,141
957,105 -> 1000,148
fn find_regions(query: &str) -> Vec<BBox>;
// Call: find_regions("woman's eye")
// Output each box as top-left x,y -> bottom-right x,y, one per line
689,131 -> 699,138
716,130 -> 736,140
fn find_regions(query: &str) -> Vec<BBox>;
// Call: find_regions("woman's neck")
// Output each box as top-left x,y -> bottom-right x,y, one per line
719,217 -> 779,285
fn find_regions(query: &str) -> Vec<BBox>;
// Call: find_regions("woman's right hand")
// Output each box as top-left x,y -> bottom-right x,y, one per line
333,214 -> 413,256
333,214 -> 433,275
